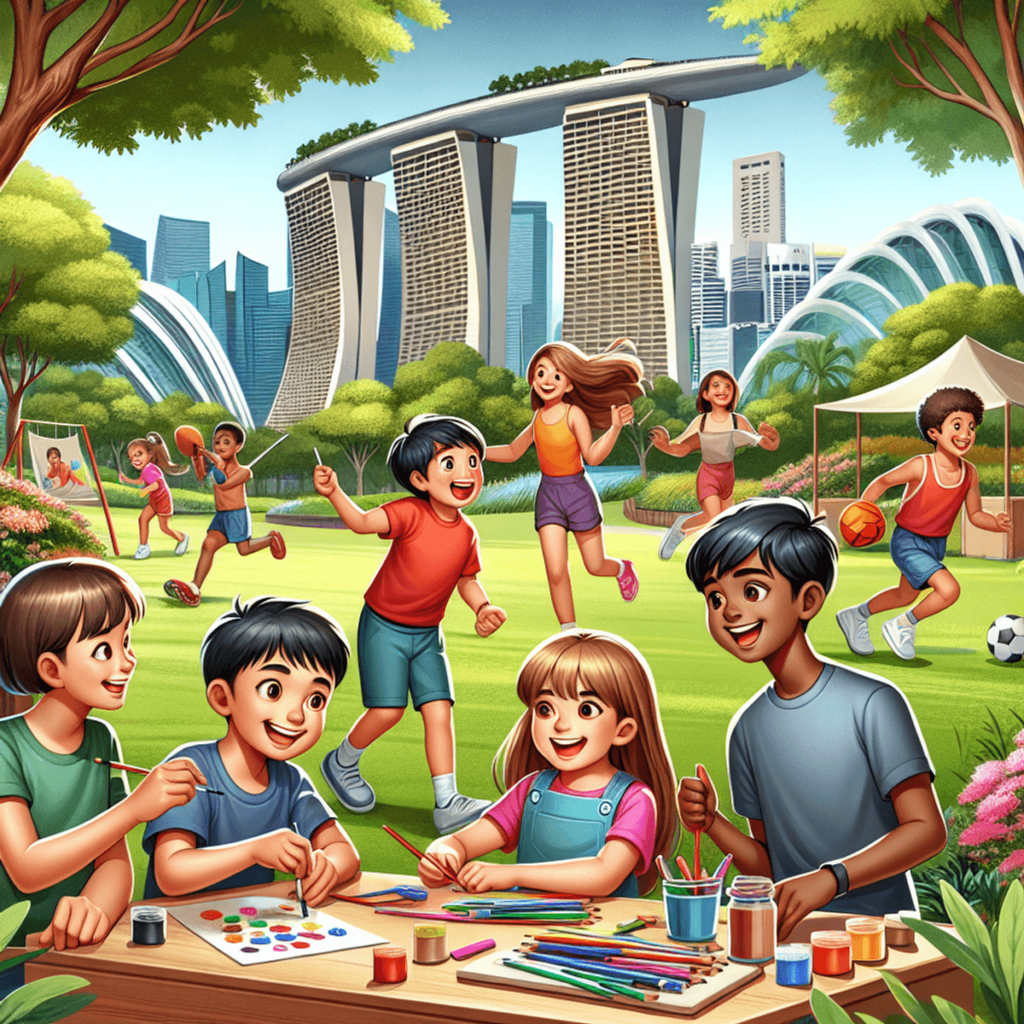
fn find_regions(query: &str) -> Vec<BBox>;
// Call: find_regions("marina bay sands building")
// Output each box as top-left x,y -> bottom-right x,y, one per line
271,56 -> 805,427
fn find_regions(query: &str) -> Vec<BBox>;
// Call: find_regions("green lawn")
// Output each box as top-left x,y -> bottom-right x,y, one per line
74,503 -> 1023,899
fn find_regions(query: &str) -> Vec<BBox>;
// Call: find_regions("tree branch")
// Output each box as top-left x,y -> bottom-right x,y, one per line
40,0 -> 93,43
994,0 -> 1024,130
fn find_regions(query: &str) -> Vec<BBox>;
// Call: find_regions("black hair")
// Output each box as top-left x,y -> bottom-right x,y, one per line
213,421 -> 246,447
685,497 -> 838,599
387,414 -> 486,500
916,387 -> 985,445
45,447 -> 61,460
200,595 -> 349,688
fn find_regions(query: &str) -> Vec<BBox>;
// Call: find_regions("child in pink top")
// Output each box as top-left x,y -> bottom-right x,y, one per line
419,630 -> 679,897
118,432 -> 190,560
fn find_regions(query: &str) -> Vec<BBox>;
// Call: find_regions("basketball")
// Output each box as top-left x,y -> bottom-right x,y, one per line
839,500 -> 886,548
174,424 -> 204,458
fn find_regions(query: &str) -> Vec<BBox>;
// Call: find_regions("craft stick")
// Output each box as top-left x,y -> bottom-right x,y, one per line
675,854 -> 694,881
313,446 -> 323,466
92,758 -> 224,795
292,820 -> 309,919
382,824 -> 460,886
502,958 -> 612,999
713,853 -> 734,879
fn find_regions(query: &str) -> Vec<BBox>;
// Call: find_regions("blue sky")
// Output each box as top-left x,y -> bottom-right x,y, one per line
26,0 -> 1022,303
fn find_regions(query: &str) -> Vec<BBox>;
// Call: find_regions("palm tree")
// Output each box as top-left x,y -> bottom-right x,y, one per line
750,332 -> 856,397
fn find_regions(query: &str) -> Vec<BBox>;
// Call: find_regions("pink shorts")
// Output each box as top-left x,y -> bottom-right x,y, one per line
696,461 -> 735,504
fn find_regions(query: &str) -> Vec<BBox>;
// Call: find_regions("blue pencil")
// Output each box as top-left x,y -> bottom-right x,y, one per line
524,952 -> 684,992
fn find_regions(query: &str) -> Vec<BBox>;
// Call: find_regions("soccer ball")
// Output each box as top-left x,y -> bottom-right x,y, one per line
839,500 -> 887,548
987,615 -> 1024,663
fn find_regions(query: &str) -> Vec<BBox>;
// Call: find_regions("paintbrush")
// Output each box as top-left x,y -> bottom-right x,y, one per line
93,758 -> 224,795
292,821 -> 309,918
382,824 -> 461,886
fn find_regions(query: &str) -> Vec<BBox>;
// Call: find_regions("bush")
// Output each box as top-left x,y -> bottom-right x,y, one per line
103,482 -> 280,513
0,470 -> 105,586
632,473 -> 764,512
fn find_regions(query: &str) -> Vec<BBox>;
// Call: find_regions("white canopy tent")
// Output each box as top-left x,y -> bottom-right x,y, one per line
812,336 -> 1024,511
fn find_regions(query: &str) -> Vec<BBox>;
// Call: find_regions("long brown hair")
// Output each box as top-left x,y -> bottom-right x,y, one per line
527,339 -> 646,429
127,432 -> 188,476
696,368 -> 739,414
492,630 -> 680,896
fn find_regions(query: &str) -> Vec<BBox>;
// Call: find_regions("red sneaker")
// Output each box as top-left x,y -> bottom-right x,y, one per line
617,560 -> 639,602
164,578 -> 201,607
269,530 -> 287,560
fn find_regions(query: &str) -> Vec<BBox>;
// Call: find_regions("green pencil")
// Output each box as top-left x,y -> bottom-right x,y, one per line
502,958 -> 612,1000
564,969 -> 654,1003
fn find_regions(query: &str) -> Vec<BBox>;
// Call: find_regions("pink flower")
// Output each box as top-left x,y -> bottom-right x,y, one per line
976,789 -> 1021,824
997,849 -> 1024,874
0,505 -> 48,534
1005,749 -> 1024,773
959,821 -> 1012,845
0,571 -> 10,591
959,761 -> 1007,803
1015,728 -> 1024,750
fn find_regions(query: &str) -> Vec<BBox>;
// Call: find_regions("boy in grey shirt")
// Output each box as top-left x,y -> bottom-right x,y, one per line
678,498 -> 947,939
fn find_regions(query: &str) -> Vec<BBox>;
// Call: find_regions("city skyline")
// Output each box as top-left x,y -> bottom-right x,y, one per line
25,0 -> 1021,310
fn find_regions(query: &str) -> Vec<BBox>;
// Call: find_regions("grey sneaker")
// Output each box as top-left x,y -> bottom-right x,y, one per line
433,794 -> 492,835
133,543 -> 151,560
174,534 -> 190,556
659,514 -> 688,561
320,750 -> 375,813
882,615 -> 917,661
836,606 -> 873,656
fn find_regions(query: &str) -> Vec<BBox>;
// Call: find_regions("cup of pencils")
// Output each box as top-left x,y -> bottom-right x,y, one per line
662,876 -> 723,944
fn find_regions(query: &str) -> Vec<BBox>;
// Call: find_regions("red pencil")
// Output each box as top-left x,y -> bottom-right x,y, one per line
382,824 -> 460,886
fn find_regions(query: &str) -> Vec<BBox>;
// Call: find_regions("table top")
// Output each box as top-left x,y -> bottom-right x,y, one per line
27,872 -> 961,1024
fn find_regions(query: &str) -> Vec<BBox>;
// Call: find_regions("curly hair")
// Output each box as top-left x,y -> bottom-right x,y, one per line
916,387 -> 985,445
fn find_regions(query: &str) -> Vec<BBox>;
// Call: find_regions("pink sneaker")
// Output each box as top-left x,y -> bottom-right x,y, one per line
269,530 -> 287,560
617,560 -> 639,602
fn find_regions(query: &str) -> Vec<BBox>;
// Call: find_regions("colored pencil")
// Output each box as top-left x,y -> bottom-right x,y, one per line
292,821 -> 309,918
381,824 -> 460,886
694,827 -> 702,882
675,854 -> 694,880
524,952 -> 684,992
655,855 -> 674,882
502,958 -> 612,999
93,758 -> 224,795
713,853 -> 734,879
563,970 -> 656,1002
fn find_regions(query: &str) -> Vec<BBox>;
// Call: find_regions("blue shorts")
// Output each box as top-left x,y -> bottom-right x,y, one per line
891,526 -> 947,590
357,604 -> 454,710
208,507 -> 252,544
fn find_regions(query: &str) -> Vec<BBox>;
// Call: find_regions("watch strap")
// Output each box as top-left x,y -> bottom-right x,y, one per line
820,860 -> 849,897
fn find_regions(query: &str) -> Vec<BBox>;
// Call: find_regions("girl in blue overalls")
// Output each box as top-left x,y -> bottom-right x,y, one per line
420,630 -> 679,897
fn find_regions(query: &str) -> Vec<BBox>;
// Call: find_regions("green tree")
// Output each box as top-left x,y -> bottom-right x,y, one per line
0,0 -> 449,189
750,333 -> 856,397
0,163 -> 139,453
292,120 -> 379,164
711,0 -> 1024,191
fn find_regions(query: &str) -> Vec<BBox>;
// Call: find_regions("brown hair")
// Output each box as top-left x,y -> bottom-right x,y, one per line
696,369 -> 739,414
492,631 -> 680,896
527,339 -> 646,429
127,432 -> 188,476
917,387 -> 985,445
0,559 -> 145,697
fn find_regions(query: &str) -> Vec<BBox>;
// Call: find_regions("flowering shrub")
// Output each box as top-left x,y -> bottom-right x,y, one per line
956,728 -> 1024,880
761,440 -> 889,500
0,470 -> 104,586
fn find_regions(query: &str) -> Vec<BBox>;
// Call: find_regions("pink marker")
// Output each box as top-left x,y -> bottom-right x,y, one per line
451,939 -> 497,961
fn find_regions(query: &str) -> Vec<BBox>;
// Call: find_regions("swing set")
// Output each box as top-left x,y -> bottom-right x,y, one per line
2,418 -> 120,555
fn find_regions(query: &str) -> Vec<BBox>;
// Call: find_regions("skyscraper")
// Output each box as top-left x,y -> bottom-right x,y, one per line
690,242 -> 727,330
376,208 -> 402,386
505,201 -> 552,377
151,215 -> 210,286
562,94 -> 704,382
392,130 -> 516,368
104,224 -> 147,279
765,242 -> 812,326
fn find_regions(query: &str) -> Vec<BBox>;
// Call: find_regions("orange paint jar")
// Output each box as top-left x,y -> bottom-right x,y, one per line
373,946 -> 408,983
811,931 -> 852,976
846,917 -> 885,962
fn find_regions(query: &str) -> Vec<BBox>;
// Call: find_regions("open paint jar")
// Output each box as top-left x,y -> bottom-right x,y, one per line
726,876 -> 776,964
413,923 -> 448,964
811,931 -> 852,976
373,946 -> 408,983
131,906 -> 166,946
662,876 -> 723,943
775,943 -> 812,986
846,917 -> 885,962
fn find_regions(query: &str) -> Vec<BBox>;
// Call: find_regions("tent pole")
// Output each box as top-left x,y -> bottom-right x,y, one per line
1006,401 -> 1012,560
813,406 -> 819,515
856,412 -> 862,497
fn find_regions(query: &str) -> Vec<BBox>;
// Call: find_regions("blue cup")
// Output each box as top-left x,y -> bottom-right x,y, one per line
662,877 -> 723,943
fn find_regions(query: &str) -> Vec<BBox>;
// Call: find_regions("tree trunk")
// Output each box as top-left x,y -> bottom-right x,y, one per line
4,386 -> 26,459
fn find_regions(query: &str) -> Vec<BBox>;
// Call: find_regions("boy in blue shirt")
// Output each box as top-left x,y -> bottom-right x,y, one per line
144,595 -> 359,902
677,498 -> 946,939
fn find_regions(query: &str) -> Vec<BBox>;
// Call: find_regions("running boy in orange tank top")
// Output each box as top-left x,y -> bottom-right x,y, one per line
837,387 -> 1009,661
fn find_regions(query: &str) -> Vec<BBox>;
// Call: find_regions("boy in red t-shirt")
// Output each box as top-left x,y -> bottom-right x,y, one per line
314,414 -> 507,834
837,386 -> 1009,661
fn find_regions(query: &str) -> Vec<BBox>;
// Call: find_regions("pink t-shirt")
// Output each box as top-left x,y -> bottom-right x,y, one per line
485,771 -> 656,875
141,463 -> 166,490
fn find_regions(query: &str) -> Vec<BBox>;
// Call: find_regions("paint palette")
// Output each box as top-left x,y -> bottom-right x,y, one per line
168,896 -> 387,966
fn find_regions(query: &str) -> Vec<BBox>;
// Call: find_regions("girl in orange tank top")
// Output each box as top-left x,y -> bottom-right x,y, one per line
486,340 -> 646,628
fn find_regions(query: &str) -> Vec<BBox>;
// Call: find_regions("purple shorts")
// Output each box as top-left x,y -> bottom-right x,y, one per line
534,472 -> 602,533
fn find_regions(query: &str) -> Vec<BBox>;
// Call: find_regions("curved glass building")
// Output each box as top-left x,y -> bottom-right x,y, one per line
114,282 -> 254,428
737,198 -> 1024,399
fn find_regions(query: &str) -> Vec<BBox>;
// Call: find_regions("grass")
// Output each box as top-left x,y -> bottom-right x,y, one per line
67,502 -> 1024,901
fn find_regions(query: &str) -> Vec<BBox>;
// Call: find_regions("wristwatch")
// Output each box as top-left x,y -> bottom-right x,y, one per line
820,860 -> 850,897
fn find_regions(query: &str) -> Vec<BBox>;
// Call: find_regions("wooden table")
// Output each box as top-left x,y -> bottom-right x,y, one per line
25,873 -> 971,1024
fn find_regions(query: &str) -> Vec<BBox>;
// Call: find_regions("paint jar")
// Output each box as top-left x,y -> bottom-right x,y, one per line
662,876 -> 723,944
775,943 -> 812,986
884,912 -> 918,947
130,906 -> 166,946
373,945 -> 408,983
726,876 -> 776,964
412,923 -> 448,965
846,917 -> 885,962
811,931 -> 853,976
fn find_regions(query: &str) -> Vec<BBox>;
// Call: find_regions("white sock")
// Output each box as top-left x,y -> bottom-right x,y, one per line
432,773 -> 456,808
560,621 -> 577,631
615,559 -> 626,578
338,736 -> 366,767
187,581 -> 200,595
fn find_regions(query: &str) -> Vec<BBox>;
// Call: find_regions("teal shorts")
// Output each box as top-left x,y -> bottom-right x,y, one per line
357,604 -> 455,710
208,507 -> 251,544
